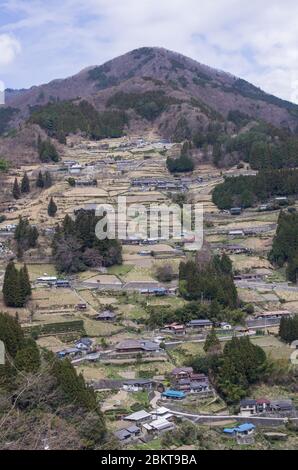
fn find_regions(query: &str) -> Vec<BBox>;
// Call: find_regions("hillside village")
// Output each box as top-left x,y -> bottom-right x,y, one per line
0,131 -> 298,450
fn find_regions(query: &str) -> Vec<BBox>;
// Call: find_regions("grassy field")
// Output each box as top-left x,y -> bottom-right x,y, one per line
251,336 -> 292,360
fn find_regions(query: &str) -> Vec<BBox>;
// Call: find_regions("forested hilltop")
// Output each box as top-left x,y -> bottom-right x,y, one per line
1,47 -> 298,167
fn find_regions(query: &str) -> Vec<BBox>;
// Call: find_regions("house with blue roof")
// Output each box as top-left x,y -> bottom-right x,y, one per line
224,423 -> 255,436
162,390 -> 186,400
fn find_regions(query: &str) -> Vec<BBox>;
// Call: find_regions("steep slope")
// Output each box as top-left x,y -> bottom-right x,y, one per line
1,47 -> 298,166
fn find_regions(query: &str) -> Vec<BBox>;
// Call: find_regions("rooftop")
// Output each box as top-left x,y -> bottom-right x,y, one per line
124,410 -> 152,421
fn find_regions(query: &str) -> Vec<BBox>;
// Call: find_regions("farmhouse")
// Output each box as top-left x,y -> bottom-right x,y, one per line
142,418 -> 175,435
122,379 -> 155,392
186,319 -> 213,330
75,338 -> 92,350
124,410 -> 152,424
240,399 -> 257,416
230,207 -> 242,216
114,426 -> 141,443
95,310 -> 117,321
162,323 -> 186,335
171,367 -> 194,380
115,339 -> 160,354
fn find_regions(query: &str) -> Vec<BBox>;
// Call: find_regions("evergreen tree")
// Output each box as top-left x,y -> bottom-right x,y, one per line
36,171 -> 44,189
48,197 -> 57,217
19,264 -> 32,302
44,171 -> 53,189
21,172 -> 30,194
15,338 -> 40,373
12,178 -> 21,200
204,328 -> 221,355
0,312 -> 24,358
2,262 -> 21,307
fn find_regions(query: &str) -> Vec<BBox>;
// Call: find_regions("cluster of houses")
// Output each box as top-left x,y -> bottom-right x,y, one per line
114,407 -> 176,443
131,177 -> 203,192
240,398 -> 296,416
56,337 -> 94,359
164,367 -> 212,397
161,320 -> 235,336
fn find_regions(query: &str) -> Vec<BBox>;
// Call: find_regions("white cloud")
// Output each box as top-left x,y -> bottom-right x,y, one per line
0,33 -> 21,65
1,0 -> 298,101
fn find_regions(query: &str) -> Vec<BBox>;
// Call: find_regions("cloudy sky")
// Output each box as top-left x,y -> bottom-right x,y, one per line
0,0 -> 297,102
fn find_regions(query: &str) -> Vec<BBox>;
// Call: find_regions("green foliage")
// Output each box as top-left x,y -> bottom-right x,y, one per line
14,216 -> 39,251
12,178 -> 21,200
166,153 -> 194,173
215,337 -> 267,403
52,210 -> 122,273
204,328 -> 221,354
15,338 -> 40,373
228,78 -> 298,114
2,262 -> 32,308
31,101 -> 127,140
279,315 -> 298,343
0,312 -> 24,358
179,255 -> 238,308
212,169 -> 298,209
48,197 -> 57,217
36,171 -> 53,189
0,158 -> 9,172
161,421 -> 203,448
21,172 -> 30,194
88,66 -> 119,89
269,212 -> 298,282
23,320 -> 85,337
52,359 -> 98,411
38,137 -> 59,162
107,90 -> 179,121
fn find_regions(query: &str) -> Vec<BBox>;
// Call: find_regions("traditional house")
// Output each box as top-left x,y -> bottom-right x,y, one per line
240,399 -> 257,416
170,367 -> 193,380
162,323 -> 186,335
270,400 -> 294,413
75,337 -> 92,351
186,319 -> 213,330
122,379 -> 155,392
230,207 -> 242,216
142,418 -> 175,435
124,410 -> 152,425
115,339 -> 160,355
95,310 -> 117,321
114,425 -> 141,443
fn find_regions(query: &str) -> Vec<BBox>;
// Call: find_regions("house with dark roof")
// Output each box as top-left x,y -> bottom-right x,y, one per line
122,379 -> 155,392
95,310 -> 117,321
270,400 -> 294,413
171,367 -> 193,380
240,399 -> 257,416
115,339 -> 160,354
114,425 -> 141,443
162,323 -> 186,335
186,319 -> 213,330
